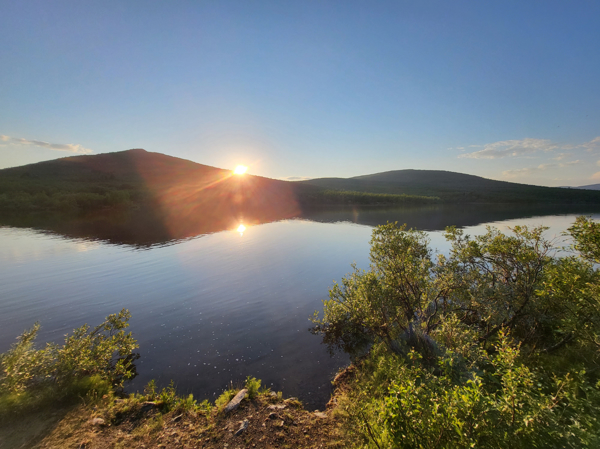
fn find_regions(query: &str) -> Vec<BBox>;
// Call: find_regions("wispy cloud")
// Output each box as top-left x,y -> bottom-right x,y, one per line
282,176 -> 311,181
458,136 -> 600,160
502,160 -> 580,178
502,164 -> 555,178
560,160 -> 580,167
459,138 -> 558,159
583,136 -> 600,152
0,135 -> 93,154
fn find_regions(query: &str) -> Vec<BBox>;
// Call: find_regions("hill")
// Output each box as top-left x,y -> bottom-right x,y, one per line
576,183 -> 600,191
300,169 -> 600,204
0,150 -> 436,241
0,149 -> 307,234
2,152 -> 600,220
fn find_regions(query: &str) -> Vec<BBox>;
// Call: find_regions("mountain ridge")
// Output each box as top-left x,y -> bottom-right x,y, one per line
2,149 -> 600,208
301,168 -> 600,204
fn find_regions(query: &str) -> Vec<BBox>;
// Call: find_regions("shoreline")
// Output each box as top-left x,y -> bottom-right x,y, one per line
0,370 -> 354,448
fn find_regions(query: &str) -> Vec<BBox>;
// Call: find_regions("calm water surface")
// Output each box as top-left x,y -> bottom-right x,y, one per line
1,205 -> 599,409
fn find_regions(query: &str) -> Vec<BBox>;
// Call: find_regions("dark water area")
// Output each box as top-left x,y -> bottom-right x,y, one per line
2,203 -> 599,247
1,204 -> 600,409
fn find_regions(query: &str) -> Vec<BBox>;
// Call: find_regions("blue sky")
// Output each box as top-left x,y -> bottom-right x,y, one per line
1,1 -> 599,186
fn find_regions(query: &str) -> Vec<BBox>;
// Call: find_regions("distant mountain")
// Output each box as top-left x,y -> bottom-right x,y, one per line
2,152 -> 600,219
575,183 -> 600,191
300,169 -> 600,204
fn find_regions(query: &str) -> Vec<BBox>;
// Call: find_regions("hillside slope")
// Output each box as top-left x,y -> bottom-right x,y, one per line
0,150 -> 437,213
300,169 -> 600,204
0,150 -> 302,235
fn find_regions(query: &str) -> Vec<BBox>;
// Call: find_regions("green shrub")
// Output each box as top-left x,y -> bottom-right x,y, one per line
144,379 -> 158,400
245,376 -> 261,399
0,309 -> 138,416
157,380 -> 177,412
215,387 -> 237,409
314,219 -> 600,448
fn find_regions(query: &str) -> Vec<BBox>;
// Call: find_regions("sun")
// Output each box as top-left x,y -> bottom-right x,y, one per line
233,165 -> 248,175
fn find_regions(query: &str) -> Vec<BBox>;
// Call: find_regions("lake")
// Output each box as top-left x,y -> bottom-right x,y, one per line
1,204 -> 599,409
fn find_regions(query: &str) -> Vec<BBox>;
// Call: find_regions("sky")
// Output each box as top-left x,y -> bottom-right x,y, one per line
1,1 -> 599,186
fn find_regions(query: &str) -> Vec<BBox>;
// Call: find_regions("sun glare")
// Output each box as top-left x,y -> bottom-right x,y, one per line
233,165 -> 248,175
237,224 -> 246,235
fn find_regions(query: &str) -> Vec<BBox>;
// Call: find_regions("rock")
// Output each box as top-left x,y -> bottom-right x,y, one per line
235,419 -> 249,436
89,417 -> 104,426
267,404 -> 286,410
141,402 -> 157,412
313,411 -> 327,419
224,389 -> 248,413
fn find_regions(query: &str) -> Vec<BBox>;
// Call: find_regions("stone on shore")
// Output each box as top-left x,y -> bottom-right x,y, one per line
89,418 -> 104,426
234,419 -> 249,436
224,389 -> 248,413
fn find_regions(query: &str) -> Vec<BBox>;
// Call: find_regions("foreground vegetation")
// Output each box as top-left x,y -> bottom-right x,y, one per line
3,215 -> 600,447
0,312 -> 342,447
312,216 -> 600,448
0,309 -> 138,419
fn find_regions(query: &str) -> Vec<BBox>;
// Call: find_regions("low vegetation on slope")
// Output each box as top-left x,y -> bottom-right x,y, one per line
295,188 -> 439,206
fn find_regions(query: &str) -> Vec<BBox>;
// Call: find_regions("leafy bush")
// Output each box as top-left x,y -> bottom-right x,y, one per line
0,309 -> 138,416
339,338 -> 600,448
215,387 -> 238,409
245,375 -> 261,399
313,219 -> 600,448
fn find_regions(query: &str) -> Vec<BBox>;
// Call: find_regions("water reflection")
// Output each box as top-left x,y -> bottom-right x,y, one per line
2,203 -> 600,248
2,205 -> 600,409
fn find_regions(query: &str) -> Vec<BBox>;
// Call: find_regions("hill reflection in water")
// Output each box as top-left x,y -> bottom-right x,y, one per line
2,204 -> 600,409
2,203 -> 600,248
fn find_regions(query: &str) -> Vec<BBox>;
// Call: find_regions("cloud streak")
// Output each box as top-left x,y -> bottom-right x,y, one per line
458,137 -> 600,160
0,135 -> 93,154
459,138 -> 558,159
583,137 -> 600,151
282,176 -> 312,181
502,160 -> 580,178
